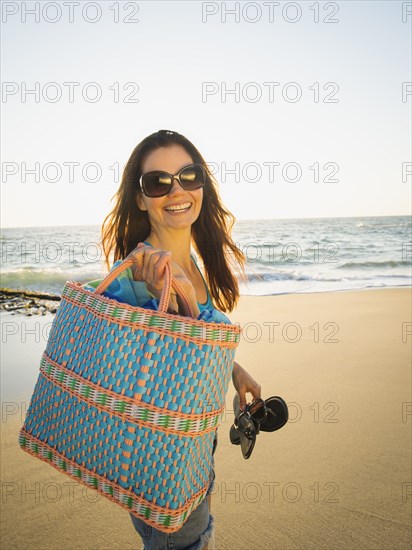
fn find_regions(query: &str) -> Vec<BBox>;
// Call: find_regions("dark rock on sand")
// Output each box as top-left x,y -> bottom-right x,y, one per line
0,288 -> 61,316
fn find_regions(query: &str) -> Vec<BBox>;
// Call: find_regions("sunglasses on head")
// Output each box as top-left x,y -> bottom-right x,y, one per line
139,163 -> 207,198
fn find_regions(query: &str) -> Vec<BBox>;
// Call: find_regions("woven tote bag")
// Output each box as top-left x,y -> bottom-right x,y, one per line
18,251 -> 241,533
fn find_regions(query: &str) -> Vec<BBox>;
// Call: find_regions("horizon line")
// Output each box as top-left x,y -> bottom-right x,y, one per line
1,213 -> 411,231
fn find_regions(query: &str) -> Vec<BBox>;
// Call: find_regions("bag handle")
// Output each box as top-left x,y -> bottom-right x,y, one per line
94,249 -> 195,317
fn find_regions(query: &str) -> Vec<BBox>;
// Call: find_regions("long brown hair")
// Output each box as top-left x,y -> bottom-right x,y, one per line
99,129 -> 246,313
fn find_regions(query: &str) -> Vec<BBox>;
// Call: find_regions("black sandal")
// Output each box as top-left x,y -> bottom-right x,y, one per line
258,396 -> 288,432
230,394 -> 289,459
229,394 -> 258,459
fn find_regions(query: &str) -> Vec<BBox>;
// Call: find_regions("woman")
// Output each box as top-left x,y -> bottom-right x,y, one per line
100,129 -> 262,550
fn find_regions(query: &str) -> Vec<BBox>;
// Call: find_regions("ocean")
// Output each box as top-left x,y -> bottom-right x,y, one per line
1,215 -> 411,296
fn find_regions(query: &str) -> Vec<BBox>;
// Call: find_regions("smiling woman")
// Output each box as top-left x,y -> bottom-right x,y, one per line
100,129 -> 247,313
96,129 -> 260,549
135,145 -> 206,275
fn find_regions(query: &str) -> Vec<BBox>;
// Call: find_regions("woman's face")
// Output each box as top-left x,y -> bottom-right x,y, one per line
136,144 -> 203,231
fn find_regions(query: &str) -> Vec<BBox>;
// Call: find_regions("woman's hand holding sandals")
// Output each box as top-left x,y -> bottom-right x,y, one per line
124,243 -> 200,318
232,361 -> 262,410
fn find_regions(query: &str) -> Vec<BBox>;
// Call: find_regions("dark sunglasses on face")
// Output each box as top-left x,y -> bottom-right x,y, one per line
139,163 -> 207,198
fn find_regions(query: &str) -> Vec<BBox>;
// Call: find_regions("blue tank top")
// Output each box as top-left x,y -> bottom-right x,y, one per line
142,241 -> 213,310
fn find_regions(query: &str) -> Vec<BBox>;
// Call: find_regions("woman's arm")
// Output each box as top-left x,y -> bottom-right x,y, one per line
232,360 -> 262,410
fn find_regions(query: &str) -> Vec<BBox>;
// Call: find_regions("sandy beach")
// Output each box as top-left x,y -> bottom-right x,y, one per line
1,287 -> 411,550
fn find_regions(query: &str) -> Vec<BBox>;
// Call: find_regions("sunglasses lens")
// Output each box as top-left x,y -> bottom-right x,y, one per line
142,172 -> 172,197
179,164 -> 206,190
141,164 -> 206,197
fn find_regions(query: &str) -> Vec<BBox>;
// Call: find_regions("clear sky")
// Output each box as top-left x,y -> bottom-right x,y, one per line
1,0 -> 411,228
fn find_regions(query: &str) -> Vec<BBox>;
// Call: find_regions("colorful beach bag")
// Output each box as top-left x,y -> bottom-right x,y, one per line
18,252 -> 242,533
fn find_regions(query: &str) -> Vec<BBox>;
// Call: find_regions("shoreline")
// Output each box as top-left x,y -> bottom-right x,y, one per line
1,284 -> 411,317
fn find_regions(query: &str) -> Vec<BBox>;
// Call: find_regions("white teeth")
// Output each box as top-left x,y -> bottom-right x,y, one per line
164,203 -> 191,212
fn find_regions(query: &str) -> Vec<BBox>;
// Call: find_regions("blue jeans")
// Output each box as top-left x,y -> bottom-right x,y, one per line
129,434 -> 217,549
